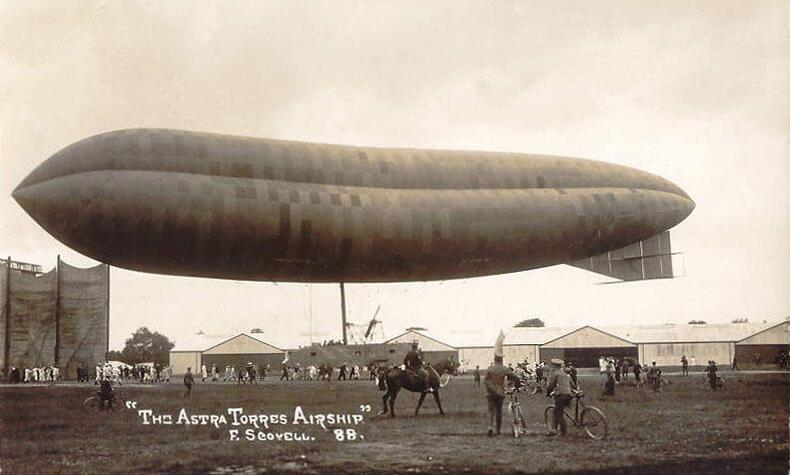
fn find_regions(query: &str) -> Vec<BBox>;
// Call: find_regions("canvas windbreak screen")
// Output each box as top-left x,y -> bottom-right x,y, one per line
8,269 -> 57,368
58,262 -> 108,379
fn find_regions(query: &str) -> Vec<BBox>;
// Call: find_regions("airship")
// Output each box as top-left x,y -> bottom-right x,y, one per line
13,128 -> 694,283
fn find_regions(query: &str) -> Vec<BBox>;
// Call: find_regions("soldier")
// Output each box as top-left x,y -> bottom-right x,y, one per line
484,331 -> 520,436
681,355 -> 689,376
546,359 -> 577,436
473,365 -> 481,386
404,343 -> 427,379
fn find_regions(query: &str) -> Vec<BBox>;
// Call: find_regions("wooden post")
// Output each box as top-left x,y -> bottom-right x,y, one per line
54,255 -> 61,368
4,256 -> 10,377
106,264 -> 110,359
340,282 -> 347,345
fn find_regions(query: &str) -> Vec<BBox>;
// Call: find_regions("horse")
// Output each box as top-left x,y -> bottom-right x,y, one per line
377,357 -> 458,417
318,364 -> 333,381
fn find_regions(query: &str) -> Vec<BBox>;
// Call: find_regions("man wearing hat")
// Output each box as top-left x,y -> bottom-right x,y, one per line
484,331 -> 520,436
546,358 -> 578,436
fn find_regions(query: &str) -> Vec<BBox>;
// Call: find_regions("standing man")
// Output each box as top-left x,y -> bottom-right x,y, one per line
602,359 -> 616,397
338,363 -> 347,380
546,359 -> 577,436
705,360 -> 719,390
473,366 -> 481,386
567,361 -> 578,387
183,367 -> 195,398
648,362 -> 662,392
483,331 -> 520,437
681,355 -> 689,376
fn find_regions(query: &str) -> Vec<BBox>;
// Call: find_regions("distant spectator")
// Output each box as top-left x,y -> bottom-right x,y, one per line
602,360 -> 615,397
183,367 -> 195,397
705,361 -> 719,390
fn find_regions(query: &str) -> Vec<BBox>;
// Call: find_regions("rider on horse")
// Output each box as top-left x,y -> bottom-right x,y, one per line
404,343 -> 428,380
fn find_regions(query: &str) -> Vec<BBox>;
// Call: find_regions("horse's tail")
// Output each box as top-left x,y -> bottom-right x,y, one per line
425,366 -> 449,388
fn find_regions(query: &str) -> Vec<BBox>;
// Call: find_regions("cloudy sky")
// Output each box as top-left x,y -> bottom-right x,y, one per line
2,1 -> 788,350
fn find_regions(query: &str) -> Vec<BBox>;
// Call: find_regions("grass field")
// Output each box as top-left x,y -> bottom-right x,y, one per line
1,371 -> 787,474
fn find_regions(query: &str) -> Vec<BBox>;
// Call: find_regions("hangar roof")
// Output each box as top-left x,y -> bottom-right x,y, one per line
602,322 -> 779,344
171,332 -> 282,352
457,322 -> 783,347
385,329 -> 457,350
503,326 -> 584,346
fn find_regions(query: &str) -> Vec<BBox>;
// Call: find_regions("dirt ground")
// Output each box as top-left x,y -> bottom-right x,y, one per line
1,371 -> 787,474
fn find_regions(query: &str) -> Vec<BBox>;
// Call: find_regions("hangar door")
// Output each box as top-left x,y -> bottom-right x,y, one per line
540,327 -> 637,368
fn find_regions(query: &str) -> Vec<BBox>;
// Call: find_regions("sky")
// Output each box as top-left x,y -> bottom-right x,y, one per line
2,1 -> 788,350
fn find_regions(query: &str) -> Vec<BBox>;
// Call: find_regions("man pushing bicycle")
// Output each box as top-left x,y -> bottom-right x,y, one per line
546,358 -> 578,436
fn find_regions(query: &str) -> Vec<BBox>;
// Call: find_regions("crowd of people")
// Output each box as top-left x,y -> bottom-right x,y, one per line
92,362 -> 171,385
6,366 -> 60,383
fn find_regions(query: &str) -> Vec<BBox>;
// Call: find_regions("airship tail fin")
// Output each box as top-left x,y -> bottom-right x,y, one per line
568,231 -> 677,282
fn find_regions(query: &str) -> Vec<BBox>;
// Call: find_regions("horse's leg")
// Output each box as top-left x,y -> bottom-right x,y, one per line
415,391 -> 427,415
379,391 -> 389,416
432,389 -> 445,415
389,391 -> 397,418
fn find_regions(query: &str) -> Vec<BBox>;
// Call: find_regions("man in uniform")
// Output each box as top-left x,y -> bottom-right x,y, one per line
546,359 -> 577,436
483,331 -> 520,436
404,343 -> 427,380
681,355 -> 689,376
183,367 -> 195,397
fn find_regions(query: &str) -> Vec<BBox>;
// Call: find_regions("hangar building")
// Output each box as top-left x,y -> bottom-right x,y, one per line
384,330 -> 458,364
457,322 -> 788,369
169,333 -> 284,375
286,342 -> 412,368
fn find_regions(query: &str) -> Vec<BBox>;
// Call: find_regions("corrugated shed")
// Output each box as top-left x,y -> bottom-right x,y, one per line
603,322 -> 778,344
171,333 -> 236,352
384,330 -> 457,350
505,326 -> 583,345
172,332 -> 284,353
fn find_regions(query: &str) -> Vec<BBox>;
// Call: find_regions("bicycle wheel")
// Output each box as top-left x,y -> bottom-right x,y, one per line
439,373 -> 451,387
580,406 -> 608,440
83,396 -> 101,411
526,379 -> 539,395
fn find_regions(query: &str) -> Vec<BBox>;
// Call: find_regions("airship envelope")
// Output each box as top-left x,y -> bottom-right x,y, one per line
13,129 -> 694,283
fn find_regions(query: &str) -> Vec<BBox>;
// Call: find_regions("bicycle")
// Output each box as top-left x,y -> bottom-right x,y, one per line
505,387 -> 527,438
702,375 -> 724,390
83,389 -> 127,412
544,391 -> 608,440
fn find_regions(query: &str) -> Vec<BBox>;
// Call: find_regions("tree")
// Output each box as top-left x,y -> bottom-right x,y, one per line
514,318 -> 545,328
120,327 -> 174,365
105,350 -> 123,361
731,318 -> 749,324
688,320 -> 707,325
406,326 -> 427,332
